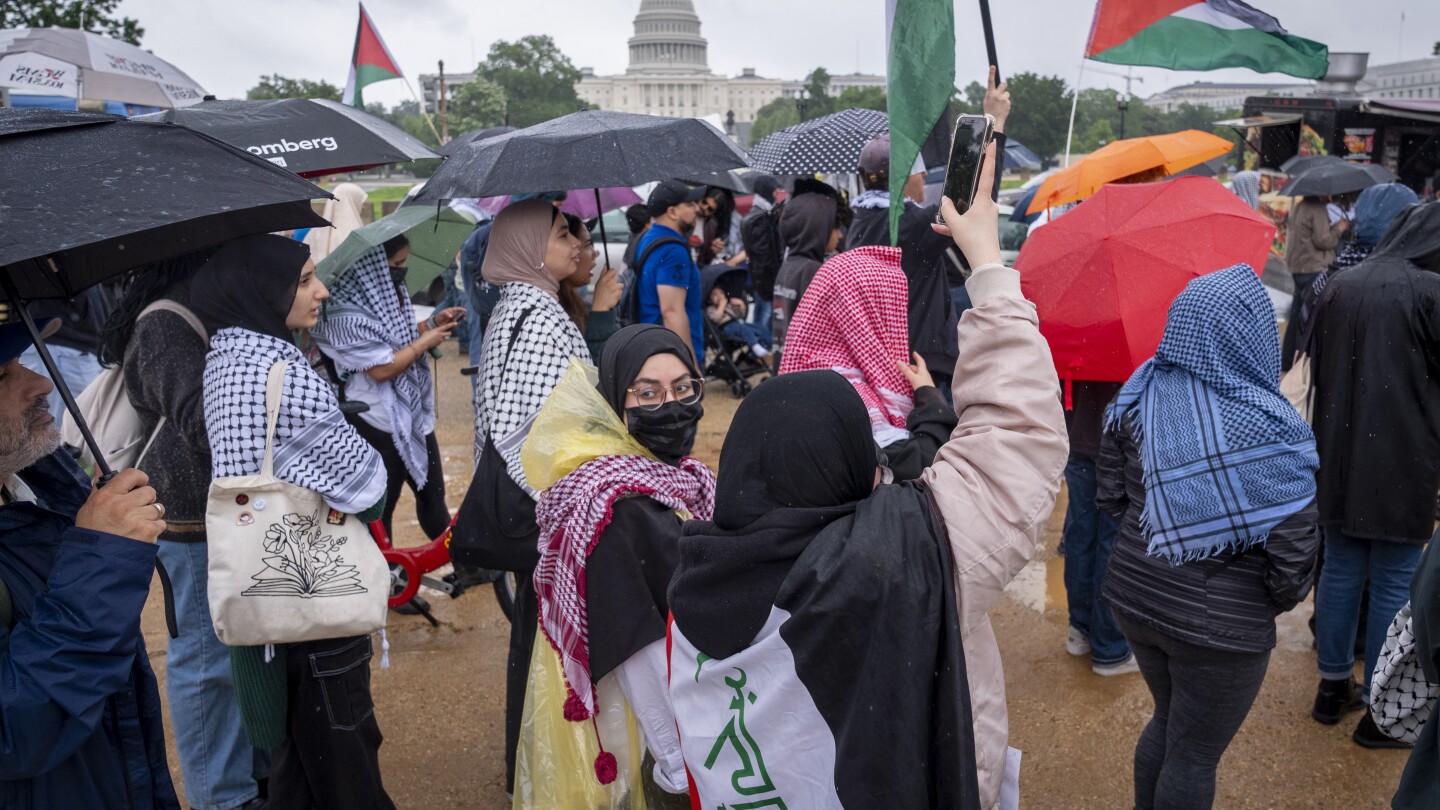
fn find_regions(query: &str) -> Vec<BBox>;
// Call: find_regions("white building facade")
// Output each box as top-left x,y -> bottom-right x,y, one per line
1142,81 -> 1307,113
574,0 -> 882,125
1364,56 -> 1440,101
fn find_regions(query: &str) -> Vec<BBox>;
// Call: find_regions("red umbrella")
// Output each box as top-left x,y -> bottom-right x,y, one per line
1017,176 -> 1275,393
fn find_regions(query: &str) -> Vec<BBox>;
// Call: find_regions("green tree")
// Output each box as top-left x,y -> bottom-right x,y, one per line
835,86 -> 886,112
1074,117 -> 1115,153
0,0 -> 142,44
1434,41 -> 1439,56
476,35 -> 593,128
246,75 -> 342,101
446,76 -> 507,134
797,67 -> 835,118
749,97 -> 801,146
1003,72 -> 1071,160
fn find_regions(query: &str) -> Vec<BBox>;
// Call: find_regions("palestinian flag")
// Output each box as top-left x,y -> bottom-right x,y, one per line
1086,0 -> 1329,80
342,3 -> 404,107
886,0 -> 954,245
667,485 -> 982,809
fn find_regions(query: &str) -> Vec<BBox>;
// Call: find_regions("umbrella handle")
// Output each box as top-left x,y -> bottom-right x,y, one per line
594,188 -> 613,269
0,273 -> 180,639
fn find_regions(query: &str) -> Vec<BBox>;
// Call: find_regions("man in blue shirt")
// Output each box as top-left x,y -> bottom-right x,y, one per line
634,180 -> 706,361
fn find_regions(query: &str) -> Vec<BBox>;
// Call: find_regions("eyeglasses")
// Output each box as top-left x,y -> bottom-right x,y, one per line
626,378 -> 704,411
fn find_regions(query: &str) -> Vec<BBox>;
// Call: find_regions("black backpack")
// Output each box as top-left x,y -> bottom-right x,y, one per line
740,205 -> 783,293
618,235 -> 688,327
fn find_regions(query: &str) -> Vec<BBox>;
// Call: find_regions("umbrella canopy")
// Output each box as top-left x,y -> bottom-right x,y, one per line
1004,138 -> 1043,171
682,168 -> 761,194
438,125 -> 516,157
0,27 -> 205,108
1280,154 -> 1329,174
413,110 -> 749,201
0,108 -> 329,299
1026,130 -> 1234,214
1017,176 -> 1275,383
134,98 -> 438,177
747,108 -> 890,175
315,204 -> 476,294
1283,157 -> 1397,198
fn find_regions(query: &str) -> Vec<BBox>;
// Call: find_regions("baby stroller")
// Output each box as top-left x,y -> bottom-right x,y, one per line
700,264 -> 771,398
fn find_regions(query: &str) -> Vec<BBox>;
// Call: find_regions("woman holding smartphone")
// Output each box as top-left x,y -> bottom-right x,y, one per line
311,235 -> 463,545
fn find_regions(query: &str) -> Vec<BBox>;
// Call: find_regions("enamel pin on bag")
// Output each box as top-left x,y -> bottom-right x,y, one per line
206,360 -> 388,646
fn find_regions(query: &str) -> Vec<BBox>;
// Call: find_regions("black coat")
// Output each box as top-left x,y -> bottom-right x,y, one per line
1310,203 -> 1440,543
1098,412 -> 1320,654
586,496 -> 682,681
844,203 -> 959,376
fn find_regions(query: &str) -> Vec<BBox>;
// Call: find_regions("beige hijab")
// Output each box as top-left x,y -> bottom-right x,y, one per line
481,199 -> 562,296
304,182 -> 369,262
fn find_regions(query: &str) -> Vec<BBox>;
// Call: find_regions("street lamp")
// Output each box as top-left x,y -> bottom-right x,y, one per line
1117,97 -> 1130,140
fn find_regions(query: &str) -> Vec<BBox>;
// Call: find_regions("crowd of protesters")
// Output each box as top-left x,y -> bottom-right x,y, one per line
3,65 -> 1440,810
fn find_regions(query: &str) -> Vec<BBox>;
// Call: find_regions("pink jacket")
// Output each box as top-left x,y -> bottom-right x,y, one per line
921,263 -> 1069,809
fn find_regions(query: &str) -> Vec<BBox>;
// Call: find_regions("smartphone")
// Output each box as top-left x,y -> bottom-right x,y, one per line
937,113 -> 995,219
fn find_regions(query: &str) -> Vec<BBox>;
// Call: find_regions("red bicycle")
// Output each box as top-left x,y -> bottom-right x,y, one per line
370,517 -> 464,627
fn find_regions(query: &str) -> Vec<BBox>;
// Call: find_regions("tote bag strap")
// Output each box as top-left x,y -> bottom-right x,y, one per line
260,361 -> 289,478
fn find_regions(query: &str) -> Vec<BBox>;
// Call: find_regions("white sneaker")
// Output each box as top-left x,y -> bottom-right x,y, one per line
1092,654 -> 1141,677
1066,626 -> 1091,656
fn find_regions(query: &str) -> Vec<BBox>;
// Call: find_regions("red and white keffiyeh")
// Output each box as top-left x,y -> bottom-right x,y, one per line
779,246 -> 914,431
533,453 -> 716,721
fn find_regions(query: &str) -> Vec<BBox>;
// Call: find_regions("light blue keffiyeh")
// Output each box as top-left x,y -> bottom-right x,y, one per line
1106,264 -> 1318,564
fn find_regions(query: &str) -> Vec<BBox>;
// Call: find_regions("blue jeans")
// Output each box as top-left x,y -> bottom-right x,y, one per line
158,540 -> 267,810
1062,455 -> 1131,665
1314,528 -> 1423,691
749,298 -> 773,348
719,319 -> 767,350
950,284 -> 974,319
19,344 -> 103,421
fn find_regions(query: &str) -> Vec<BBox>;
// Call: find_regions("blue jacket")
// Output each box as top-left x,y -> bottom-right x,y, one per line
0,451 -> 178,809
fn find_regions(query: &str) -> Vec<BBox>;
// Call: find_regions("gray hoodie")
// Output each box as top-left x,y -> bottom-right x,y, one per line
771,193 -> 837,356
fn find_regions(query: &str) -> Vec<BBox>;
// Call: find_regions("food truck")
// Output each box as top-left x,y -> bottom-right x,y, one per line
1216,95 -> 1440,257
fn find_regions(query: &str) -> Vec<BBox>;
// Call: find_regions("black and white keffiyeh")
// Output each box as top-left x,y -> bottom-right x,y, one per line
310,245 -> 437,486
206,328 -> 385,515
473,282 -> 591,496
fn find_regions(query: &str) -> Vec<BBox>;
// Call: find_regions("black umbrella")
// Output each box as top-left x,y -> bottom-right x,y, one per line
413,110 -> 748,267
438,125 -> 516,158
413,110 -> 749,201
2,108 -> 329,636
747,108 -> 890,175
134,97 -> 439,178
682,168 -> 763,194
1284,158 -> 1397,198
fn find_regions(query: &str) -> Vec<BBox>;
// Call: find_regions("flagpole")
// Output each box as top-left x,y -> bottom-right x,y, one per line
1063,58 -> 1086,167
404,79 -> 444,144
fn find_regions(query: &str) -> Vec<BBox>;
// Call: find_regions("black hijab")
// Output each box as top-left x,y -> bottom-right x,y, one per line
713,369 -> 875,530
190,234 -> 311,341
598,324 -> 701,415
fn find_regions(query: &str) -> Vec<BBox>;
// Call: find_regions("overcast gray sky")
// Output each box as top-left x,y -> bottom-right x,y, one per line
119,0 -> 1438,106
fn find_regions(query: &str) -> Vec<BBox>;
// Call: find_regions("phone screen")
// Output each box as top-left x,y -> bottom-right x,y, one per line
940,114 -> 994,216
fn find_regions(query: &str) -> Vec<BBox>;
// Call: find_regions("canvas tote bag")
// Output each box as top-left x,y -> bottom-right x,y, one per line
207,360 -> 388,646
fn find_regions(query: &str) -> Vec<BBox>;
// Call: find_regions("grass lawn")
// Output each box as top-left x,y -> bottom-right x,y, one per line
1000,177 -> 1024,190
365,186 -> 412,204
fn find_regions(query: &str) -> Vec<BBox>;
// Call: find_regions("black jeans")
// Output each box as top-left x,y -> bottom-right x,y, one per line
1116,615 -> 1272,810
270,636 -> 394,810
505,574 -> 538,794
348,417 -> 452,540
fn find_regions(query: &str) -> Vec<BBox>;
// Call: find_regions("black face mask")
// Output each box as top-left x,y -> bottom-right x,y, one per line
627,400 -> 703,464
388,264 -> 408,287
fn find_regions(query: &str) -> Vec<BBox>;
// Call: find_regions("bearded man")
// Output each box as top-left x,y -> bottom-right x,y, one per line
0,318 -> 175,808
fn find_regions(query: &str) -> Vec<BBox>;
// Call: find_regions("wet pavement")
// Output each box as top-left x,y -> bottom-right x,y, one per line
142,348 -> 1413,808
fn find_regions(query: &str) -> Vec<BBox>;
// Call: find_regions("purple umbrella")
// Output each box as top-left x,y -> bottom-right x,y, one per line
473,186 -> 641,220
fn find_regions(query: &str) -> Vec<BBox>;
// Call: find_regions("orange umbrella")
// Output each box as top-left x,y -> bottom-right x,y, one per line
1026,130 -> 1234,214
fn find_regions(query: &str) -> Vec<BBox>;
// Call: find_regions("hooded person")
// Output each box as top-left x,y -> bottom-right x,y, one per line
1308,201 -> 1440,746
667,147 -> 1069,810
1229,170 -> 1262,210
518,324 -> 716,804
310,238 -> 462,548
1097,265 -> 1320,810
303,183 -> 369,263
453,197 -> 589,794
770,185 -> 849,363
778,246 -> 958,481
192,234 -> 394,810
1291,182 -> 1420,348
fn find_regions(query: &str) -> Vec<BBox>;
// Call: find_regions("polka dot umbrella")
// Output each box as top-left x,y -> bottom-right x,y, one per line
748,108 -> 890,176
